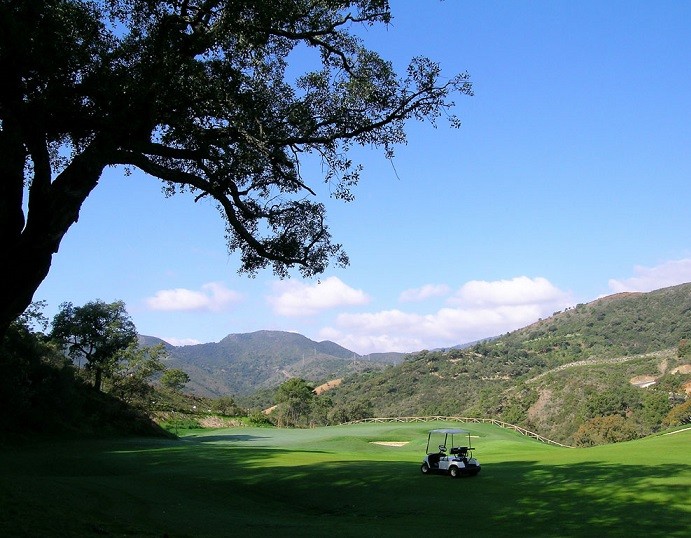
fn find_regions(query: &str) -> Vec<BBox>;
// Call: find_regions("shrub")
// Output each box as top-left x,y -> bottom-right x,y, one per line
573,415 -> 640,446
662,399 -> 691,427
246,410 -> 273,427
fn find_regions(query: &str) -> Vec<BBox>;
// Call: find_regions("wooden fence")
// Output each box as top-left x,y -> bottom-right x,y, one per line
343,416 -> 574,448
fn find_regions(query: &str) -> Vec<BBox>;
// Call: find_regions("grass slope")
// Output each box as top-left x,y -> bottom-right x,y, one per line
1,424 -> 689,537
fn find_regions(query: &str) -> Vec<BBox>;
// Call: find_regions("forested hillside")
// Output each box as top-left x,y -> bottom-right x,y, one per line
141,330 -> 404,396
324,284 -> 691,445
136,285 -> 691,444
5,285 -> 689,444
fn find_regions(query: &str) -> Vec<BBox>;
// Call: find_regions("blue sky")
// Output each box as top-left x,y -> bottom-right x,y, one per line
35,1 -> 691,354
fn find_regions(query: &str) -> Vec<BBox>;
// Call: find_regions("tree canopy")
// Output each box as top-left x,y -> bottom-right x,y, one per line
160,368 -> 191,393
0,0 -> 472,336
50,299 -> 138,391
274,377 -> 315,426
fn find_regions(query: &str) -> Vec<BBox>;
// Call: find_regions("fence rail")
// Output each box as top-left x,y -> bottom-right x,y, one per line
343,416 -> 573,448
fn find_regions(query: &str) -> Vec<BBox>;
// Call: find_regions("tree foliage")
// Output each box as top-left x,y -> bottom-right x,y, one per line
274,377 -> 315,426
50,300 -> 138,391
107,343 -> 167,409
663,399 -> 691,427
0,304 -> 74,434
160,368 -> 191,393
0,0 -> 472,336
573,415 -> 640,447
0,302 -> 167,438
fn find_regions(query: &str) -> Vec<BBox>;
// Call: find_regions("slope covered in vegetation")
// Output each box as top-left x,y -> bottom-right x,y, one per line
324,284 -> 691,444
141,331 -> 403,397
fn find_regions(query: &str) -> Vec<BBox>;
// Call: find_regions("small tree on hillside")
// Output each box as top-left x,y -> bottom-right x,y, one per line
108,343 -> 167,409
0,303 -> 74,434
639,390 -> 671,433
329,400 -> 373,424
275,378 -> 315,427
209,396 -> 241,417
573,415 -> 639,446
50,300 -> 137,391
160,368 -> 190,393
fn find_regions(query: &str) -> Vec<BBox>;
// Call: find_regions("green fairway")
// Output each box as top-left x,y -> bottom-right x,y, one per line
1,423 -> 689,537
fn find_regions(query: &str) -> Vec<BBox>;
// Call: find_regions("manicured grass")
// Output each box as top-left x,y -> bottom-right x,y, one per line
1,422 -> 689,537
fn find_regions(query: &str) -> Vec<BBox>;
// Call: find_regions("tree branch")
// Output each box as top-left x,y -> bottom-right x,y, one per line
111,150 -> 310,267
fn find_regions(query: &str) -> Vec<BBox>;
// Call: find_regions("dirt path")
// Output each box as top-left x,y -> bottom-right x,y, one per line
664,426 -> 691,435
525,349 -> 676,384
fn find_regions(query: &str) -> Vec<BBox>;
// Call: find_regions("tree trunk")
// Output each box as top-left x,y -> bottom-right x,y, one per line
93,366 -> 103,393
0,140 -> 112,339
0,245 -> 55,338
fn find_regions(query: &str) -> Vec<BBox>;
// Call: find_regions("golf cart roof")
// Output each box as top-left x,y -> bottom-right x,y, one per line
429,428 -> 468,434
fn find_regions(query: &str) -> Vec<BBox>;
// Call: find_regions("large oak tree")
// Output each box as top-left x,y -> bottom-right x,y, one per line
50,299 -> 138,391
0,0 -> 472,337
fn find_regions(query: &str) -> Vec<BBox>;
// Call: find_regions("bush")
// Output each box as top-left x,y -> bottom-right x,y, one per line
246,410 -> 273,427
0,319 -> 79,436
662,399 -> 691,427
328,401 -> 373,424
159,414 -> 201,434
573,415 -> 640,446
209,396 -> 242,417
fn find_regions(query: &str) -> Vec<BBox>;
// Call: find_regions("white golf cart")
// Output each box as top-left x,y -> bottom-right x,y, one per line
420,428 -> 481,478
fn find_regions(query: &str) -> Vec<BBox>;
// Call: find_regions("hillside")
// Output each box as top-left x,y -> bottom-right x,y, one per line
325,283 -> 691,444
137,284 -> 691,444
140,330 -> 404,396
502,284 -> 691,364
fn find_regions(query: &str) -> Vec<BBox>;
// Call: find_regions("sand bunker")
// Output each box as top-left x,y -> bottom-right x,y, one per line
370,441 -> 410,447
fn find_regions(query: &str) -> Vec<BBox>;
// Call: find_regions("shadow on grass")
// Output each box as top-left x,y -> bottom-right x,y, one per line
271,461 -> 687,536
1,438 -> 689,537
136,442 -> 690,537
181,433 -> 271,443
476,460 -> 691,537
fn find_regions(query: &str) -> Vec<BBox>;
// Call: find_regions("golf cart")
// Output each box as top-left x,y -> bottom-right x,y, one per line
420,428 -> 480,477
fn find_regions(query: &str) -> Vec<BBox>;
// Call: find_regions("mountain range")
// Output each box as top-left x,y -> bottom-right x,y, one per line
139,330 -> 404,397
141,283 -> 691,445
141,283 -> 691,399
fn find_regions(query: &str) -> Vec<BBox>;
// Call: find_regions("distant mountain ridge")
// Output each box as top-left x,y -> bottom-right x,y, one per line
139,330 -> 404,396
141,283 -> 691,411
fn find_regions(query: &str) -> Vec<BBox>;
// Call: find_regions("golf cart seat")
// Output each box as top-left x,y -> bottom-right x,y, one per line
427,452 -> 442,468
450,446 -> 469,457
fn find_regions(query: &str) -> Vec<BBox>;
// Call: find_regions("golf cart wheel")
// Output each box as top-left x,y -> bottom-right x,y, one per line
449,466 -> 460,478
421,463 -> 430,474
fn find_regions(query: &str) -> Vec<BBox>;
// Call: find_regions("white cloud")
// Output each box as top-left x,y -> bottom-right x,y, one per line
145,282 -> 242,312
608,258 -> 691,293
321,276 -> 574,354
162,337 -> 201,347
267,276 -> 370,317
399,283 -> 451,303
449,276 -> 568,306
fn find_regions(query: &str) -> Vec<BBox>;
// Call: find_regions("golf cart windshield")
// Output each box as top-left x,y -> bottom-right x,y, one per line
426,428 -> 472,455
